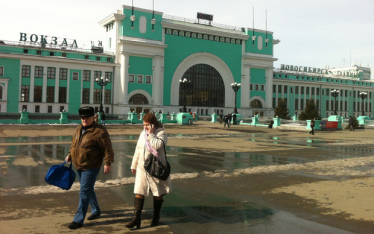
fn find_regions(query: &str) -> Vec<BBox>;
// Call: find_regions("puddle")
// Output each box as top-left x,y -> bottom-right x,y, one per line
1,133 -> 374,190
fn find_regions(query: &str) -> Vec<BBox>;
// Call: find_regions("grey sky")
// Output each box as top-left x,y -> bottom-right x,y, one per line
2,0 -> 373,76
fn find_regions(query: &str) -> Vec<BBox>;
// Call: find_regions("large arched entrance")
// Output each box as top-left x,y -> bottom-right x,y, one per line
129,93 -> 150,114
179,64 -> 225,108
170,53 -> 235,109
250,98 -> 264,116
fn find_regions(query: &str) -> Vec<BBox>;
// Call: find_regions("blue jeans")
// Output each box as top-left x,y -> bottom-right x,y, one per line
73,167 -> 101,225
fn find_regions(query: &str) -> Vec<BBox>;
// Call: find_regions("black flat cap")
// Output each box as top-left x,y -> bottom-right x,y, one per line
79,106 -> 95,118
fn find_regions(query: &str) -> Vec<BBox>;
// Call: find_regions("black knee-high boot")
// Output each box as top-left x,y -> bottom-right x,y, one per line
126,197 -> 144,229
151,199 -> 164,227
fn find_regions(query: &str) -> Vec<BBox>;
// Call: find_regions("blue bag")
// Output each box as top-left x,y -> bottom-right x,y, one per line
45,161 -> 76,190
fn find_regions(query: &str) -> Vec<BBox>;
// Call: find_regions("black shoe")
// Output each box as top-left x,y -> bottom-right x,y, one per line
68,222 -> 83,229
87,214 -> 101,220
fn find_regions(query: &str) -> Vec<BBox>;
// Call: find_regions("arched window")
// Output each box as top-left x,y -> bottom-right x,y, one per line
251,99 -> 262,108
129,94 -> 148,105
179,64 -> 225,107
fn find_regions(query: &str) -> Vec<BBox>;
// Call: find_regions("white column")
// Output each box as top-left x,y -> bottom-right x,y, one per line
30,66 -> 35,102
265,68 -> 273,109
42,67 -> 47,102
54,68 -> 59,104
241,65 -> 250,108
90,71 -> 94,104
119,52 -> 129,105
152,56 -> 163,106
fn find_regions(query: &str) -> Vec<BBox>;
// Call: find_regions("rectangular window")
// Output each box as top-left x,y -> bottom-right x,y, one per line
83,70 -> 90,81
105,72 -> 112,82
284,85 -> 288,93
85,55 -> 89,59
278,85 -> 282,93
272,85 -> 276,93
345,101 -> 347,111
62,53 -> 67,57
353,102 -> 356,111
94,71 -> 101,80
22,105 -> 27,111
21,85 -> 30,102
35,66 -> 43,78
34,86 -> 42,102
22,65 -> 31,77
295,99 -> 298,110
316,100 -> 319,109
306,87 -> 309,95
295,86 -> 299,94
272,98 -> 276,108
50,52 -> 54,56
37,50 -> 42,55
59,68 -> 68,80
48,106 -> 52,113
23,49 -> 28,54
261,85 -> 265,91
129,74 -> 135,83
105,107 -> 110,114
96,57 -> 101,61
146,75 -> 152,84
255,84 -> 259,91
104,89 -> 111,104
137,75 -> 143,83
326,88 -> 330,94
94,89 -> 100,104
326,100 -> 329,111
301,87 -> 304,95
47,67 -> 55,79
316,88 -> 319,95
290,87 -> 293,93
46,86 -> 54,103
72,72 -> 79,81
300,99 -> 304,110
35,105 -> 40,113
107,58 -> 111,62
82,88 -> 90,104
59,87 -> 66,103
251,84 -> 254,91
340,100 -> 343,111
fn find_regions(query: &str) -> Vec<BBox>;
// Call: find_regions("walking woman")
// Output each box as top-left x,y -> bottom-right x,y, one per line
126,113 -> 171,229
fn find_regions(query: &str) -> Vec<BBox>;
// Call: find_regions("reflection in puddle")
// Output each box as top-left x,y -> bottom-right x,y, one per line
0,134 -> 373,190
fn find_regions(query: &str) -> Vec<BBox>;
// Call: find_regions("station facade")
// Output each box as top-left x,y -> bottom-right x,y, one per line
0,4 -> 372,118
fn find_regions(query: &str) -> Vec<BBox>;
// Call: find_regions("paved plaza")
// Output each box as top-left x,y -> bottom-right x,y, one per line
0,122 -> 373,233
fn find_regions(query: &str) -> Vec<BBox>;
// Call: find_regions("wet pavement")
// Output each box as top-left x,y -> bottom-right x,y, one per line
1,132 -> 374,233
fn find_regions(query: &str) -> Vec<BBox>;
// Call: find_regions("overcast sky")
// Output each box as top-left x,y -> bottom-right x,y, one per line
1,0 -> 373,76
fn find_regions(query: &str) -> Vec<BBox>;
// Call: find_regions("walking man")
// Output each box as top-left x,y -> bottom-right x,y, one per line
349,116 -> 354,131
219,111 -> 223,124
65,106 -> 114,229
101,111 -> 106,126
309,118 -> 315,135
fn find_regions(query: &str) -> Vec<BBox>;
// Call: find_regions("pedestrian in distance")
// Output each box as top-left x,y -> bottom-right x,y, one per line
224,114 -> 231,128
309,118 -> 315,135
65,106 -> 114,229
101,111 -> 106,126
232,113 -> 237,125
219,111 -> 223,124
349,116 -> 354,131
126,113 -> 171,229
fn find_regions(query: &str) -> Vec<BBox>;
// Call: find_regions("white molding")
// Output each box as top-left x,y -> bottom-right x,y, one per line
127,89 -> 152,105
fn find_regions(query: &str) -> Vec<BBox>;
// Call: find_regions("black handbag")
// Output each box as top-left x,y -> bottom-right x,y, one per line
144,139 -> 171,181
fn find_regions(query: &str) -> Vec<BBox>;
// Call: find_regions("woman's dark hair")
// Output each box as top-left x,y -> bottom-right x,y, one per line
143,113 -> 160,128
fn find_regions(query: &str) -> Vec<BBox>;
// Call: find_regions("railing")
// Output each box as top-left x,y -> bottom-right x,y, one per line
163,14 -> 245,32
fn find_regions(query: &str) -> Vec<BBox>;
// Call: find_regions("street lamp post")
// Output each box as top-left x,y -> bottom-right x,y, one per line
231,82 -> 241,114
179,78 -> 192,113
331,89 -> 339,115
359,91 -> 368,116
95,76 -> 109,113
